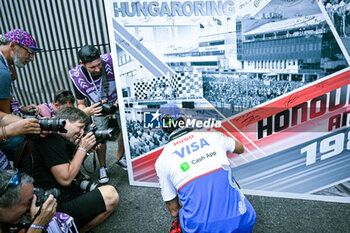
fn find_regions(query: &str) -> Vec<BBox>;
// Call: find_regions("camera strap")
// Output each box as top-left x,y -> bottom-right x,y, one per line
72,144 -> 96,174
14,138 -> 34,177
100,64 -> 109,98
80,152 -> 97,175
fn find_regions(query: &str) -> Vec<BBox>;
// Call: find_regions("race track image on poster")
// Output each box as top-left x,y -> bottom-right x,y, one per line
105,0 -> 350,201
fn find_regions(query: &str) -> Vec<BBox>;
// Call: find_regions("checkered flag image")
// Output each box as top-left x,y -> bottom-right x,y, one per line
133,70 -> 203,100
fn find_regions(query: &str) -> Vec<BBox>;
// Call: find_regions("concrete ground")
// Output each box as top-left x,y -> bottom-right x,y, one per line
82,141 -> 350,233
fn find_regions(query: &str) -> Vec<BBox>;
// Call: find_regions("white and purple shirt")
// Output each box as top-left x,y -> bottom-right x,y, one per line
155,130 -> 256,233
69,53 -> 117,104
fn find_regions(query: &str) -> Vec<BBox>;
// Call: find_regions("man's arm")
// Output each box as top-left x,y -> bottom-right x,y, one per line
0,113 -> 43,138
50,132 -> 96,186
165,196 -> 181,218
0,111 -> 20,125
234,140 -> 244,154
220,133 -> 245,154
77,99 -> 103,116
0,99 -> 11,114
28,194 -> 56,233
76,98 -> 86,111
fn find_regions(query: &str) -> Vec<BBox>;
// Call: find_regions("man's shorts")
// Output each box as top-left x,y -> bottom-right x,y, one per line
57,188 -> 106,227
91,116 -> 109,130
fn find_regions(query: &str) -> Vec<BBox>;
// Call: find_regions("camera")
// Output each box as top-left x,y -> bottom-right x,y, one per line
33,188 -> 60,206
85,124 -> 114,143
23,108 -> 67,133
99,100 -> 117,115
73,172 -> 99,192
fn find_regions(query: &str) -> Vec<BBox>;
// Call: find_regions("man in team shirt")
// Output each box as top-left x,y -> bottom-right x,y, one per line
155,103 -> 256,233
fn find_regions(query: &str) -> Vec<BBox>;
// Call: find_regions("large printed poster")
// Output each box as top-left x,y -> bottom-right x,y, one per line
105,0 -> 350,202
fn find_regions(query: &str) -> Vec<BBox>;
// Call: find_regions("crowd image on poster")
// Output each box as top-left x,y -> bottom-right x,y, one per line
105,0 -> 350,201
321,0 -> 350,55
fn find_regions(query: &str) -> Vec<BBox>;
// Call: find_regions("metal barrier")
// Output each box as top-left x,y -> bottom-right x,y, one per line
0,0 -> 110,106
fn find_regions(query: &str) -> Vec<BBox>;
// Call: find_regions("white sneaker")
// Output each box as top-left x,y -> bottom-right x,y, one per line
116,157 -> 128,170
98,167 -> 109,184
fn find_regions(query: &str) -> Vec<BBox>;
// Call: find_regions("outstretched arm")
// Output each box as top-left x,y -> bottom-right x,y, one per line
0,113 -> 41,139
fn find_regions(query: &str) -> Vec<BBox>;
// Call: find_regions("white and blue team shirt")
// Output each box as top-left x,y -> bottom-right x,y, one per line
155,131 -> 256,233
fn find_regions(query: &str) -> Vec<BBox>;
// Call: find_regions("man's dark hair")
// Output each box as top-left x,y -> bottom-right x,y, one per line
0,170 -> 33,207
78,45 -> 100,64
54,89 -> 75,105
161,115 -> 186,135
56,107 -> 90,126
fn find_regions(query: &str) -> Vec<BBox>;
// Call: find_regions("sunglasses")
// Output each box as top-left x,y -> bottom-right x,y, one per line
0,170 -> 21,197
17,43 -> 36,57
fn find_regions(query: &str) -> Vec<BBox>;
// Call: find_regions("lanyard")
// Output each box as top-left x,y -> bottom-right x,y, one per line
88,71 -> 104,101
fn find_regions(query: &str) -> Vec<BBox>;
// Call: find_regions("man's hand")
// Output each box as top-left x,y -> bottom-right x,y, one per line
166,196 -> 181,218
79,132 -> 97,152
30,194 -> 57,226
20,104 -> 42,116
5,118 -> 41,137
83,102 -> 103,116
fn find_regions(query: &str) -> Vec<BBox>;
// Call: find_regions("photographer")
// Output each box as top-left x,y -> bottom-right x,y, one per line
155,103 -> 256,232
29,107 -> 119,233
0,169 -> 56,233
0,29 -> 42,115
69,45 -> 126,183
37,89 -> 75,118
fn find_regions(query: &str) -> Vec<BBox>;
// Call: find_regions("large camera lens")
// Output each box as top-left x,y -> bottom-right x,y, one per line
38,118 -> 67,132
95,128 -> 114,141
103,104 -> 117,114
85,124 -> 97,134
45,188 -> 61,199
34,188 -> 60,206
100,100 -> 117,115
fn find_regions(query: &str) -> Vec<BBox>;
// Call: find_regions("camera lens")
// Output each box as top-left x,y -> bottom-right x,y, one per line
38,118 -> 66,132
101,101 -> 117,115
106,104 -> 117,114
95,128 -> 114,141
45,188 -> 61,198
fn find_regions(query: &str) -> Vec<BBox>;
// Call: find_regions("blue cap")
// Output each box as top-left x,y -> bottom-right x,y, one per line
159,103 -> 182,121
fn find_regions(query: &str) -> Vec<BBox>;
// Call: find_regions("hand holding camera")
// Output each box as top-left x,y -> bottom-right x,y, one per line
4,118 -> 41,137
79,131 -> 97,152
30,189 -> 58,227
20,104 -> 42,116
84,102 -> 103,116
23,108 -> 67,134
84,123 -> 114,145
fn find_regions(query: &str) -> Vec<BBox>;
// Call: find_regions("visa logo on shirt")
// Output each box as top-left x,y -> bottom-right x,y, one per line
173,138 -> 210,158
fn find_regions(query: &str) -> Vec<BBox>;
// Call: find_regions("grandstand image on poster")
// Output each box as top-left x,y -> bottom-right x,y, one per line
105,0 -> 350,200
110,0 -> 347,152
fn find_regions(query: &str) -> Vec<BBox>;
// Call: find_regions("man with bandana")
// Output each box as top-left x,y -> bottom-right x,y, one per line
0,29 -> 42,115
0,29 -> 43,159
